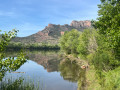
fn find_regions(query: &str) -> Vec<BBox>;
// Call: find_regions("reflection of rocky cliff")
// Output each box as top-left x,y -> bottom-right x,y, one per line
6,51 -> 62,72
27,51 -> 62,72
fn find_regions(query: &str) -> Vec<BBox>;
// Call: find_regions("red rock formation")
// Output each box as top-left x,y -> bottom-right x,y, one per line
84,20 -> 91,27
45,33 -> 48,36
48,24 -> 54,28
61,31 -> 64,35
37,31 -> 48,36
37,31 -> 44,36
70,20 -> 91,28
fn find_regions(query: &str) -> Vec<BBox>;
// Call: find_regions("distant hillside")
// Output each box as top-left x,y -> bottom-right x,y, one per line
12,20 -> 92,44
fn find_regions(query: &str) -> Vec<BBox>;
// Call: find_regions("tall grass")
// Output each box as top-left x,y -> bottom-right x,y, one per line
0,76 -> 42,90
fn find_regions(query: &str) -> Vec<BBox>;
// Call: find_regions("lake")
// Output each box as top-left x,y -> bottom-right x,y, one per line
2,50 -> 87,90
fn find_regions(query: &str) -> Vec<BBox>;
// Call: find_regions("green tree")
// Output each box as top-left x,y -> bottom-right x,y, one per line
0,29 -> 27,80
95,0 -> 120,59
77,29 -> 92,58
60,29 -> 80,55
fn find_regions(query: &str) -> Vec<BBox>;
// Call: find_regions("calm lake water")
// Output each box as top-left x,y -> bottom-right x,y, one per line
3,50 -> 86,90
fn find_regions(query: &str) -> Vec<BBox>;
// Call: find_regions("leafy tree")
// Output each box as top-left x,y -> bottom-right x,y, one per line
0,29 -> 27,80
60,29 -> 81,55
95,0 -> 120,58
77,29 -> 92,58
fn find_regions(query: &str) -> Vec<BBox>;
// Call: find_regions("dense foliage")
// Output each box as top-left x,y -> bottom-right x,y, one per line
60,29 -> 97,58
95,0 -> 120,59
60,29 -> 81,55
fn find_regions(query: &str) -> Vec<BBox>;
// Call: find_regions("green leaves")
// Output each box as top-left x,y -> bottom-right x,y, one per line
95,0 -> 120,59
60,29 -> 98,58
60,29 -> 80,55
0,29 -> 18,52
0,29 -> 27,81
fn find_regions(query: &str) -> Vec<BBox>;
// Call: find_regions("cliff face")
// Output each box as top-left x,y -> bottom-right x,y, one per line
70,20 -> 91,28
40,20 -> 91,37
12,20 -> 92,44
41,24 -> 74,37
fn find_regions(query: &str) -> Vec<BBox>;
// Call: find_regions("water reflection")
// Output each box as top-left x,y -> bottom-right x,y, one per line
27,51 -> 61,72
6,50 -> 61,72
2,50 -> 119,90
4,50 -> 78,90
59,58 -> 87,90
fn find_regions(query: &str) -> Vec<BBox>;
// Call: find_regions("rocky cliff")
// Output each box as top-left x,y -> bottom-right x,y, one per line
12,20 -> 92,44
70,20 -> 91,28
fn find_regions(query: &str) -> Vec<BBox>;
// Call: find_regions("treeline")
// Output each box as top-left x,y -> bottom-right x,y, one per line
7,42 -> 60,51
60,29 -> 119,69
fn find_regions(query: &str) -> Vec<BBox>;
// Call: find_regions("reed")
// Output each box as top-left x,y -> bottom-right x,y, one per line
0,76 -> 42,90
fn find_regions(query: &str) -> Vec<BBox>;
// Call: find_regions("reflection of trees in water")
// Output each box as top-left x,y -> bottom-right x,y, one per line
59,58 -> 87,90
27,51 -> 62,72
5,50 -> 62,72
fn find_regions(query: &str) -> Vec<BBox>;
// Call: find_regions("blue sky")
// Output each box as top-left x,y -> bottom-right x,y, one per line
0,0 -> 101,37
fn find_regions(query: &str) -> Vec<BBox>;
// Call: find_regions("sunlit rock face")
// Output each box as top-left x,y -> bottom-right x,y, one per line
70,20 -> 91,28
41,20 -> 91,37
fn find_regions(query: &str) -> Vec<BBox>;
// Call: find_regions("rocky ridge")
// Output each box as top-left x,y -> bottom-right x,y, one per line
12,20 -> 91,44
